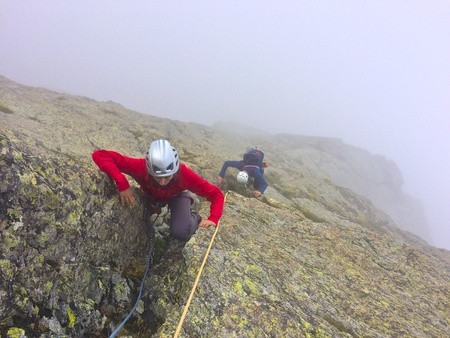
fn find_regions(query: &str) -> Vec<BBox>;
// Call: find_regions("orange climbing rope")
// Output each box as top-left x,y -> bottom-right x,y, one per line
173,191 -> 228,338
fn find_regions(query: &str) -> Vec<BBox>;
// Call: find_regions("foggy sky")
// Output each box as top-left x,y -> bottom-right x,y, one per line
1,1 -> 449,249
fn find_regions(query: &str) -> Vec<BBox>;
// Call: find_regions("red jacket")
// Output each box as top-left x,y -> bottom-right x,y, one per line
92,150 -> 224,224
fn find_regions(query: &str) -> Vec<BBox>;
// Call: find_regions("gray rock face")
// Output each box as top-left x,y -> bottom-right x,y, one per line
268,134 -> 428,241
1,76 -> 449,337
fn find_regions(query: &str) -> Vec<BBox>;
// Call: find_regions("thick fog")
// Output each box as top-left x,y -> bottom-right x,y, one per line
1,1 -> 449,249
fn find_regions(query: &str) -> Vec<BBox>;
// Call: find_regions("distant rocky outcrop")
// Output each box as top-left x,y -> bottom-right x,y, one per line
1,76 -> 449,337
214,122 -> 429,242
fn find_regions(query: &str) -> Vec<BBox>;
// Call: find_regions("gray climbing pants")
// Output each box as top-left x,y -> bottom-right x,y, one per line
167,191 -> 200,241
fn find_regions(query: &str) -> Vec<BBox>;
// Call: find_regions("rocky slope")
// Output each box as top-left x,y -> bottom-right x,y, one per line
1,76 -> 449,337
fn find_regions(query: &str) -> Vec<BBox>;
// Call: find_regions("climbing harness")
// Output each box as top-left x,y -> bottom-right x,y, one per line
173,191 -> 228,338
109,212 -> 158,338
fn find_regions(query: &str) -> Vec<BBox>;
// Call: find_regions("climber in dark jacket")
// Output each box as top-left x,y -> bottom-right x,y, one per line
217,160 -> 268,198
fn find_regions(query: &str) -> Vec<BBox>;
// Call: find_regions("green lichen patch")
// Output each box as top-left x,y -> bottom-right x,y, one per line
0,103 -> 14,114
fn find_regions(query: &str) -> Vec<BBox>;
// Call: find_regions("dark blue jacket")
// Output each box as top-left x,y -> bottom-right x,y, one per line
218,160 -> 268,194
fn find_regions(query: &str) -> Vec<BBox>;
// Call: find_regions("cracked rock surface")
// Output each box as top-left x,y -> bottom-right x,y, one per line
1,76 -> 449,337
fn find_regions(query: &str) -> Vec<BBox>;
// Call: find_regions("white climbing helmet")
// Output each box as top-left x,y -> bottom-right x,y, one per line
236,171 -> 249,184
145,139 -> 180,177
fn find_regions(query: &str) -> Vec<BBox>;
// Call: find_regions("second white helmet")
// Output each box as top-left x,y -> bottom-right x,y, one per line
236,171 -> 249,184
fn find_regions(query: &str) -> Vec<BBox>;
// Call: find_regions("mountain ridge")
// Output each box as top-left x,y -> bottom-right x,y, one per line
1,76 -> 448,337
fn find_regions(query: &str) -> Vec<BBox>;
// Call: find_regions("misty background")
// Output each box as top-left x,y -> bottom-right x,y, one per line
1,1 -> 449,249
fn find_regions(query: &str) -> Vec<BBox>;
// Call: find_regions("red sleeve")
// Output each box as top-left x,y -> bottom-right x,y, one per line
92,149 -> 144,191
180,165 -> 225,225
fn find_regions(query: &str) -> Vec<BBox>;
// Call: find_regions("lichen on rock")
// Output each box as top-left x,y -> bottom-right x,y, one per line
1,76 -> 449,337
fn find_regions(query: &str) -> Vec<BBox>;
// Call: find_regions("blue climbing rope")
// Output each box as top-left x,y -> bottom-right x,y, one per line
109,214 -> 156,338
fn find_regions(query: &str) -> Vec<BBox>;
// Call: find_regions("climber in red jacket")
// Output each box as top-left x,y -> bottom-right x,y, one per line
92,139 -> 224,241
